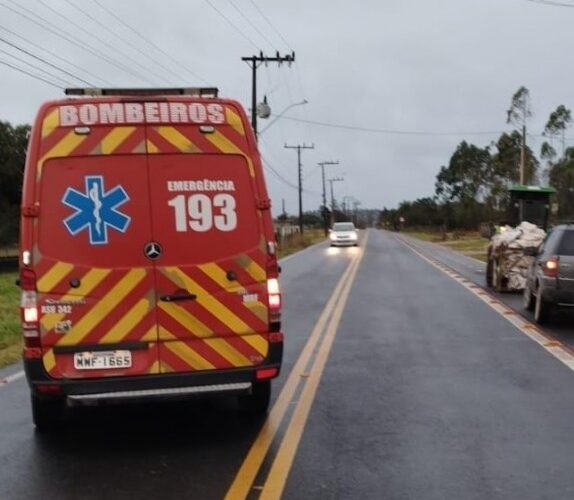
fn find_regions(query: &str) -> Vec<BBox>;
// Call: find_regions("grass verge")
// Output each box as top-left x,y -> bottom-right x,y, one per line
0,272 -> 21,369
405,230 -> 488,262
277,229 -> 326,259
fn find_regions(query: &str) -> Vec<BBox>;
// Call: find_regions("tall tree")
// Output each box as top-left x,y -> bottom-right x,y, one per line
543,104 -> 572,158
435,140 -> 491,204
506,86 -> 532,184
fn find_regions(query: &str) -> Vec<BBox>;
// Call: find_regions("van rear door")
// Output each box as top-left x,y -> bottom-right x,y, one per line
36,126 -> 159,379
147,149 -> 270,374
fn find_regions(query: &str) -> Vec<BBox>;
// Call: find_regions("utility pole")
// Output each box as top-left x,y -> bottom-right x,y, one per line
284,143 -> 315,235
242,51 -> 295,139
318,160 -> 339,235
328,177 -> 344,224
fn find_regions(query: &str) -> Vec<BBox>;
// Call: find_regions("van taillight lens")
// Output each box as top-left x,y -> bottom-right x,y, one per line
543,256 -> 559,278
20,269 -> 40,347
267,277 -> 282,329
267,278 -> 281,309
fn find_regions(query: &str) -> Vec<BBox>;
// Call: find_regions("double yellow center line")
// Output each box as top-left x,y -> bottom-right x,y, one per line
225,233 -> 368,499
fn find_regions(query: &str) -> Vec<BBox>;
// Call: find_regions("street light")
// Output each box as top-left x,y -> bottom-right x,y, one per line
259,99 -> 308,135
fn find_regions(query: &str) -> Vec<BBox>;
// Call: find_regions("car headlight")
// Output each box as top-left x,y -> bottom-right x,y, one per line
349,232 -> 357,240
329,233 -> 337,241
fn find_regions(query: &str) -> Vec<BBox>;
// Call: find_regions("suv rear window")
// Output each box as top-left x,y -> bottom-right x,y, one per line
557,230 -> 574,256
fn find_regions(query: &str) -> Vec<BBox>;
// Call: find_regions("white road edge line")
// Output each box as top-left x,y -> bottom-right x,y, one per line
398,236 -> 574,372
0,370 -> 25,388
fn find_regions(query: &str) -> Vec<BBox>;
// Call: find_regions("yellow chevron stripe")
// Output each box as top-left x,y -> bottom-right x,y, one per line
243,300 -> 267,324
204,338 -> 252,366
40,268 -> 112,332
38,131 -> 87,177
225,107 -> 245,136
141,325 -> 158,342
244,258 -> 266,282
163,267 -> 251,334
160,360 -> 175,373
164,339 -> 216,370
41,109 -> 59,138
158,301 -> 212,338
99,298 -> 152,344
147,139 -> 159,153
56,268 -> 146,346
157,126 -> 201,153
204,131 -> 254,177
43,348 -> 56,373
148,360 -> 160,374
37,262 -> 74,293
241,333 -> 268,356
198,262 -> 244,292
101,126 -> 136,154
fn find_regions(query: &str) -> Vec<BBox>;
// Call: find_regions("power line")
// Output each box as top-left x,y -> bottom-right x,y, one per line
0,35 -> 94,86
226,0 -> 276,50
34,0 -> 156,84
277,115 -> 506,137
0,57 -> 61,88
93,0 -> 209,84
0,24 -> 112,85
204,0 -> 260,50
0,46 -> 74,87
247,0 -> 292,51
61,0 -> 174,85
0,0 -> 150,84
525,0 -> 574,7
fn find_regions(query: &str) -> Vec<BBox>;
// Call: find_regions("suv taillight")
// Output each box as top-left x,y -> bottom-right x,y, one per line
20,268 -> 40,348
543,256 -> 559,278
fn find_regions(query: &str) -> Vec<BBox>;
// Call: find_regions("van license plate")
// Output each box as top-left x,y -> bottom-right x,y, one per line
74,350 -> 132,370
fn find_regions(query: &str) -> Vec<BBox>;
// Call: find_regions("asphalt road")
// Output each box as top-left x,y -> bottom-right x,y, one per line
1,229 -> 574,499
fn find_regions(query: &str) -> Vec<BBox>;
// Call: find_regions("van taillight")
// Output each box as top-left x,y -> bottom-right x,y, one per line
543,256 -> 559,278
20,268 -> 40,347
267,278 -> 281,329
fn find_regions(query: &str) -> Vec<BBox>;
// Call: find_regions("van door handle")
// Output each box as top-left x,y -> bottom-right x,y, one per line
160,293 -> 197,302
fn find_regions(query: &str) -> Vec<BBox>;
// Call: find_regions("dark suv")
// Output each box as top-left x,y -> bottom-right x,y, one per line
523,224 -> 574,323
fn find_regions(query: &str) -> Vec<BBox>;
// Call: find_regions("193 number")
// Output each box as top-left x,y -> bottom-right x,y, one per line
168,194 -> 237,232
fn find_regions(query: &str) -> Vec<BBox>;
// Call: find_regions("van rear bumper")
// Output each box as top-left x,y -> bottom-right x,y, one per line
25,342 -> 282,402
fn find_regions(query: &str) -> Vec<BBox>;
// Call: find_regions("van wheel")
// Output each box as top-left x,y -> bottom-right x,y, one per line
238,380 -> 271,416
31,395 -> 66,432
534,286 -> 552,324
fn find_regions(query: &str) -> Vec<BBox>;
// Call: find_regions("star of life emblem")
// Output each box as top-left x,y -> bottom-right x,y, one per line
62,175 -> 131,245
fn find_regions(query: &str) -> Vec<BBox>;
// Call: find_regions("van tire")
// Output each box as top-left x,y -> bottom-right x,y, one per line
238,380 -> 271,415
32,395 -> 66,432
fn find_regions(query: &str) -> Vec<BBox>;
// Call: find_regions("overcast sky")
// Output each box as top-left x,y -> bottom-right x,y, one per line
1,0 -> 573,215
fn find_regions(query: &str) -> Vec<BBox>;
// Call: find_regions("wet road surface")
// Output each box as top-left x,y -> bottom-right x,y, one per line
1,229 -> 574,499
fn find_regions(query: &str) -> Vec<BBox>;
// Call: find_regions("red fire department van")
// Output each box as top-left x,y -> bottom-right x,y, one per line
19,88 -> 283,430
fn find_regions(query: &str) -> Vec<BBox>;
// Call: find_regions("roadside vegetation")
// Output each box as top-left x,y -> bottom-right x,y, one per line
0,272 -> 20,368
277,228 -> 325,259
406,230 -> 488,262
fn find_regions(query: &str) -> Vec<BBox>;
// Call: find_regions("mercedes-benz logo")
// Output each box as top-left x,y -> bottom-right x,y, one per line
144,242 -> 162,260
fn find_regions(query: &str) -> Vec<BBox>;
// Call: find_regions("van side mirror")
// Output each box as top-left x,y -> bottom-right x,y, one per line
523,246 -> 538,257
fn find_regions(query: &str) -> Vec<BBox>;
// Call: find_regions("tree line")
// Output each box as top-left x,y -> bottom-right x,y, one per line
0,121 -> 30,246
381,87 -> 574,230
